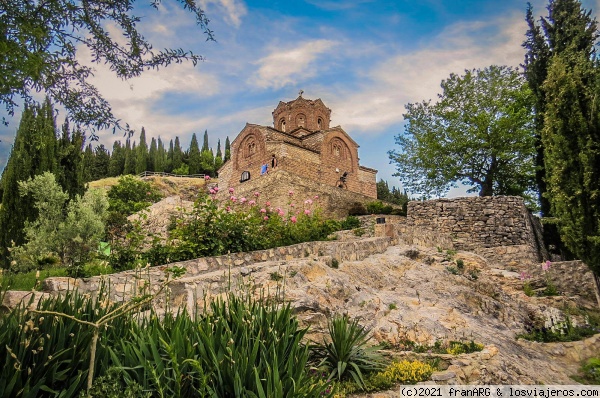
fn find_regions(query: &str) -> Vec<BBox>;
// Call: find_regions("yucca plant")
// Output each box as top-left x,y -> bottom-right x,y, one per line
311,314 -> 386,388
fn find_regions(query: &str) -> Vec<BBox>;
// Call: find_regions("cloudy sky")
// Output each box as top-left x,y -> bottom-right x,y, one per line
1,0 -> 599,196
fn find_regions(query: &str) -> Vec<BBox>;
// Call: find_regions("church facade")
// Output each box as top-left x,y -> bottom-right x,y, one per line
217,94 -> 377,200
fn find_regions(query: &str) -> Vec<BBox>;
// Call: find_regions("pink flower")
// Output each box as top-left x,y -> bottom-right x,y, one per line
278,211 -> 285,217
291,216 -> 297,223
204,175 -> 211,180
260,208 -> 267,213
314,195 -> 319,200
263,216 -> 269,221
240,197 -> 247,204
213,186 -> 219,192
304,199 -> 313,205
229,187 -> 234,194
304,209 -> 311,215
249,200 -> 256,206
254,192 -> 260,197
519,271 -> 531,281
290,203 -> 295,207
226,206 -> 231,212
265,201 -> 271,207
288,190 -> 294,196
230,196 -> 237,202
542,260 -> 551,272
209,189 -> 216,195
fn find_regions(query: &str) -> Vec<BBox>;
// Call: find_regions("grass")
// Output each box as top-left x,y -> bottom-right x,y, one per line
0,267 -> 68,291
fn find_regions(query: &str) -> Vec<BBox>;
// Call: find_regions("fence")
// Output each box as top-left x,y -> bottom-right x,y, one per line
137,171 -> 206,179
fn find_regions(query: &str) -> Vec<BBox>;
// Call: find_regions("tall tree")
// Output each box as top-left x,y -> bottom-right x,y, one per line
156,137 -> 166,173
123,139 -> 136,175
57,120 -> 85,197
108,140 -> 125,177
523,0 -> 598,216
173,137 -> 184,171
389,65 -> 535,199
542,49 -> 600,275
202,130 -> 210,152
188,133 -> 201,175
82,143 -> 95,183
166,139 -> 174,173
148,137 -> 158,172
214,139 -> 223,172
92,144 -> 110,180
1,0 -> 213,133
135,127 -> 148,175
224,136 -> 231,162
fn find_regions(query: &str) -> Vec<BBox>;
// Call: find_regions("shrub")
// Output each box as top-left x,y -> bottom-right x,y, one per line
365,201 -> 393,215
579,357 -> 600,384
365,360 -> 434,389
107,175 -> 162,216
311,314 -> 385,387
518,316 -> 599,343
341,215 -> 361,230
347,202 -> 367,216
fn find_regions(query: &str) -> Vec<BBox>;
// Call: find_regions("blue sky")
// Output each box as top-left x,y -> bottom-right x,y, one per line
1,0 -> 599,196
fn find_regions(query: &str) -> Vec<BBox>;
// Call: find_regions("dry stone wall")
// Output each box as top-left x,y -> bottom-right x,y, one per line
391,196 -> 542,267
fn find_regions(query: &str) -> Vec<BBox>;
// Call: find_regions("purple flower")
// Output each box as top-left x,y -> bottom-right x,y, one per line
542,260 -> 551,272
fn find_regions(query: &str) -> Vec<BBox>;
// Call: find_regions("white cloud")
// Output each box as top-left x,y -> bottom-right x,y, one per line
250,40 -> 338,89
328,12 -> 528,134
200,0 -> 248,28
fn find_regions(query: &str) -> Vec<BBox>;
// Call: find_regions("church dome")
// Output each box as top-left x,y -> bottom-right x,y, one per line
272,92 -> 331,134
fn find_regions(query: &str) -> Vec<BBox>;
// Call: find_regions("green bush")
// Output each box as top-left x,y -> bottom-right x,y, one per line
365,201 -> 393,215
518,316 -> 599,343
341,215 -> 361,230
579,357 -> 600,384
347,202 -> 367,216
107,175 -> 162,216
311,314 -> 385,388
339,360 -> 434,393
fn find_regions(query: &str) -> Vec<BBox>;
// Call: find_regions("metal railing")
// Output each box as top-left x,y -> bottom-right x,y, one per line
137,171 -> 206,179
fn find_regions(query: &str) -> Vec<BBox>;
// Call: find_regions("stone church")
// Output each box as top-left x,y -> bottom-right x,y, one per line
217,94 -> 378,217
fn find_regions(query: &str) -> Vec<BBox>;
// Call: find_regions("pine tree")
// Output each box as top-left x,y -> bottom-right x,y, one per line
523,0 -> 598,216
224,136 -> 231,162
82,143 -> 94,182
148,137 -> 157,172
202,130 -> 209,152
188,133 -> 201,175
57,120 -> 85,198
214,138 -> 223,172
135,127 -> 149,174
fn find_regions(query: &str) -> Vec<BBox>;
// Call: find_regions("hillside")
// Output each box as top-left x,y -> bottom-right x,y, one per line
88,175 -> 209,202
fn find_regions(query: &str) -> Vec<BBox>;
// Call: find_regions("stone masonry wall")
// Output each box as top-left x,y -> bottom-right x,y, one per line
393,196 -> 541,267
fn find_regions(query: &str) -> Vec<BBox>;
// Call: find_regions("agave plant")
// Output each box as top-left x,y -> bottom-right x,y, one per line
311,314 -> 386,388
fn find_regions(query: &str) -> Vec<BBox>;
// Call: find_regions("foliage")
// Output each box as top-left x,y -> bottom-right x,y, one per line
311,314 -> 385,388
518,316 -> 600,343
80,367 -> 149,398
110,292 -> 333,397
106,175 -> 162,217
340,360 -> 434,393
365,201 -> 394,215
347,202 -> 367,216
395,339 -> 484,355
577,357 -> 600,384
523,0 -> 599,216
0,0 -> 213,133
390,65 -> 535,198
376,179 -> 409,213
340,216 -> 361,230
0,267 -> 68,291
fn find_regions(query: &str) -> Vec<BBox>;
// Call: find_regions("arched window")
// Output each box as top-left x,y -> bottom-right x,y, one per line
240,171 -> 250,182
317,117 -> 322,129
296,113 -> 306,128
280,119 -> 286,132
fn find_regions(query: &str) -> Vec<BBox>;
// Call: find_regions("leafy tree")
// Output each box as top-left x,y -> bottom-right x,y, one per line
188,133 -> 201,175
389,65 -> 535,198
523,0 -> 599,216
1,0 -> 213,133
107,175 -> 162,216
542,53 -> 600,275
135,127 -> 148,174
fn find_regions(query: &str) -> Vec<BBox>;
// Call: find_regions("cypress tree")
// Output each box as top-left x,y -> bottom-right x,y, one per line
523,0 -> 598,215
202,130 -> 209,152
214,138 -> 223,172
92,144 -> 110,180
109,141 -> 125,177
57,120 -> 85,198
224,136 -> 231,162
82,143 -> 94,182
156,137 -> 166,172
123,139 -> 136,175
166,139 -> 174,172
135,127 -> 149,174
148,137 -> 157,172
188,133 -> 201,175
173,136 -> 183,171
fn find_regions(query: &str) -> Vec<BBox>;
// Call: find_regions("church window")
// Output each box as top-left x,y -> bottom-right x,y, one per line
296,113 -> 306,128
245,139 -> 256,158
317,117 -> 322,129
280,119 -> 286,132
240,171 -> 250,182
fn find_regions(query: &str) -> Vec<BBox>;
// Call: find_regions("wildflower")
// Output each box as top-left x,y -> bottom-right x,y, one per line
226,206 -> 232,212
304,199 -> 313,205
542,260 -> 551,272
519,271 -> 531,281
265,201 -> 271,207
264,216 -> 269,221
289,190 -> 294,196
290,203 -> 295,207
260,208 -> 267,213
278,210 -> 285,217
254,191 -> 260,197
230,196 -> 237,202
209,189 -> 216,195
314,195 -> 319,199
229,187 -> 234,194
304,209 -> 310,215
213,186 -> 219,192
291,216 -> 297,223
204,175 -> 211,180
240,197 -> 247,204
248,200 -> 256,206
